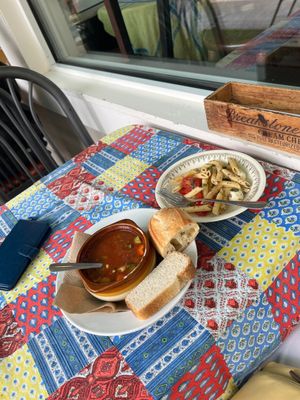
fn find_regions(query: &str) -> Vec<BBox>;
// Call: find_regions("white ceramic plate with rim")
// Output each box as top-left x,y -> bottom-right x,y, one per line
56,208 -> 197,336
155,150 -> 266,223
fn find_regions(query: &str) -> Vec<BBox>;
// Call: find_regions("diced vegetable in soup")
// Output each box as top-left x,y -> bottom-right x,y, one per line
82,230 -> 144,284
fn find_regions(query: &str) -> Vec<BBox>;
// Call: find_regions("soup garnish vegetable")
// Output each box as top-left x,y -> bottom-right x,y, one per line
82,230 -> 145,284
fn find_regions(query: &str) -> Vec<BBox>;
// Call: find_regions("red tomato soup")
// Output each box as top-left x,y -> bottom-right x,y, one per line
82,230 -> 145,284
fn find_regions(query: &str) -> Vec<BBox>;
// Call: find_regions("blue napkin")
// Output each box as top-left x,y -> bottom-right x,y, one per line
0,219 -> 50,291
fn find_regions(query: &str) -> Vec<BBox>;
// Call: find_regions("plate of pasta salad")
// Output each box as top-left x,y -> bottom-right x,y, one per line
155,150 -> 266,222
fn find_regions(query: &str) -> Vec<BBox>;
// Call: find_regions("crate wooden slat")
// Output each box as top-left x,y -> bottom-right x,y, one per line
204,82 -> 300,155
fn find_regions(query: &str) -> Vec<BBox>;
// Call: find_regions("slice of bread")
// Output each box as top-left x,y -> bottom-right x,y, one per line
125,251 -> 195,320
148,208 -> 199,258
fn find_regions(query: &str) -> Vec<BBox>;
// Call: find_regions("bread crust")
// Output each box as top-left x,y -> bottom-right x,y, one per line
126,280 -> 180,320
125,256 -> 195,320
177,259 -> 196,286
148,208 -> 199,257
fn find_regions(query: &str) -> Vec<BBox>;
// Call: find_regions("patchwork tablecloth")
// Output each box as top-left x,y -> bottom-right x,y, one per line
1,124 -> 300,400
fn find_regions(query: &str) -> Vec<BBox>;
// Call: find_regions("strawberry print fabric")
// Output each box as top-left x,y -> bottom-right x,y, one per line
184,255 -> 260,339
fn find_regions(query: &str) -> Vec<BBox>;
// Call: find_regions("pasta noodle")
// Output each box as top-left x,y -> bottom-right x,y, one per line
170,156 -> 252,216
171,184 -> 182,193
206,183 -> 222,199
184,187 -> 202,198
212,188 -> 224,215
210,160 -> 223,183
195,170 -> 211,179
210,167 -> 218,185
202,178 -> 209,198
221,181 -> 241,189
228,157 -> 240,175
215,169 -> 223,184
222,169 -> 251,188
210,160 -> 224,169
181,204 -> 212,213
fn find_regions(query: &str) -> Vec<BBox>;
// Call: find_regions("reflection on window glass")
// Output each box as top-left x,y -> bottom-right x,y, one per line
29,0 -> 300,88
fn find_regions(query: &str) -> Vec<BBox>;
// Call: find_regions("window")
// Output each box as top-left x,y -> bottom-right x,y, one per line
1,0 -> 297,170
28,0 -> 300,90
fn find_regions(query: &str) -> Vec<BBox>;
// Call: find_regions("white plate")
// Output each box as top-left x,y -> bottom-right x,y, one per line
155,150 -> 266,223
56,208 -> 197,336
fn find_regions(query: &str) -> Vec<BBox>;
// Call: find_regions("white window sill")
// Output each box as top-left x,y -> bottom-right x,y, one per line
44,64 -> 300,171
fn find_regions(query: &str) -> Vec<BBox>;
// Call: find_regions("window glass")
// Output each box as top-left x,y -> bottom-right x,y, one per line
29,0 -> 300,88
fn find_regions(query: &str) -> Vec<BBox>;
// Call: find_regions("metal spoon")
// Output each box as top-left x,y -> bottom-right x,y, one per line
50,262 -> 141,292
49,262 -> 103,272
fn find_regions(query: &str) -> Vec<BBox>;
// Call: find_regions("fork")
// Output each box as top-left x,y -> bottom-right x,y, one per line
158,188 -> 267,209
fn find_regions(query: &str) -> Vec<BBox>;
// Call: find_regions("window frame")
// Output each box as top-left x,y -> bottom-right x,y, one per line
27,0 -> 259,91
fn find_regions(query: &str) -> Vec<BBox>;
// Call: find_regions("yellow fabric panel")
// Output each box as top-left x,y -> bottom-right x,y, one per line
101,125 -> 134,145
0,344 -> 48,399
6,181 -> 45,210
97,156 -> 149,191
218,215 -> 300,291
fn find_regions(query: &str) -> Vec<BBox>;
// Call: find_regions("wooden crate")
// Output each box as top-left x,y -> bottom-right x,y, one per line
204,82 -> 300,155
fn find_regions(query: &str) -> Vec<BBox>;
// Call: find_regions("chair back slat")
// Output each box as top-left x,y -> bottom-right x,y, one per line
0,66 -> 94,201
0,137 -> 35,182
0,67 -> 93,147
28,82 -> 65,164
6,78 -> 57,172
0,118 -> 43,179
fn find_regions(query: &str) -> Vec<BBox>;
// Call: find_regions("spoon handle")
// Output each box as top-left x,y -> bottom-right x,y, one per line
49,262 -> 103,272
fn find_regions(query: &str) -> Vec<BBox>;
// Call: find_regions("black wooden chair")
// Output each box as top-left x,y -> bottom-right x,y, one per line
0,66 -> 94,202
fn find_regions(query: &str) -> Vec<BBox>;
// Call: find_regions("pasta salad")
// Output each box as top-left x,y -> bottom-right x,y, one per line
171,157 -> 251,216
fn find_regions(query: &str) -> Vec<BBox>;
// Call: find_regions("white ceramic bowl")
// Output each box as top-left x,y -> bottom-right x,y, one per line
77,219 -> 156,301
55,208 -> 198,336
155,150 -> 266,223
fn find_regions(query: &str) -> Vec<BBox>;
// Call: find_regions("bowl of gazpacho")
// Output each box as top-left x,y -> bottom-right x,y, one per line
77,219 -> 156,301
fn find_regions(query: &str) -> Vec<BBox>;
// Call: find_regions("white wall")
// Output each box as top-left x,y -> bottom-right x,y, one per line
55,66 -> 300,170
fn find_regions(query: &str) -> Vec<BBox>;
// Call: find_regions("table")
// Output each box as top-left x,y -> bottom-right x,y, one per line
1,124 -> 300,399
